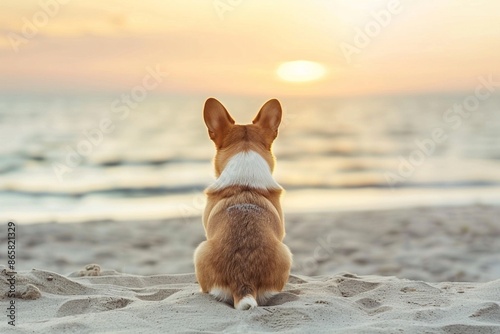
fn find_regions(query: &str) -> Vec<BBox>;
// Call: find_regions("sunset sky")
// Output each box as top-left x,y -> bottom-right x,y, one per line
1,0 -> 499,97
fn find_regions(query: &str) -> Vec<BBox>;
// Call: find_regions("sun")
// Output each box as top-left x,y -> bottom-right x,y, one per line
276,60 -> 327,83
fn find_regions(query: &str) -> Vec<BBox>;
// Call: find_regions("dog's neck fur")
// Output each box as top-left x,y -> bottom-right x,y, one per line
207,150 -> 281,193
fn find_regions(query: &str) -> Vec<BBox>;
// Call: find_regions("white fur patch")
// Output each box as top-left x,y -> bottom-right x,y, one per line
236,295 -> 258,310
209,287 -> 232,302
208,151 -> 281,191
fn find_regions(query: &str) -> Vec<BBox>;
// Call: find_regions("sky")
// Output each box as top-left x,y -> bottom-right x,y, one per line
1,0 -> 499,97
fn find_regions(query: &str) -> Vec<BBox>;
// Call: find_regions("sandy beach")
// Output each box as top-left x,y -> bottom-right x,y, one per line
2,0 -> 500,332
2,205 -> 500,333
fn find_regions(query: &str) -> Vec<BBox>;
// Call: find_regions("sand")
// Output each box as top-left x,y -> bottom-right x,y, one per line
2,269 -> 500,333
1,205 -> 500,333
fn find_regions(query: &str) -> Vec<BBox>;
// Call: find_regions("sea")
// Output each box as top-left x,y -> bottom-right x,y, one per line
1,93 -> 500,224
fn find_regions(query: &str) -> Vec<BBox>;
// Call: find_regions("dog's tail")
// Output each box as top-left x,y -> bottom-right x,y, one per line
233,284 -> 257,310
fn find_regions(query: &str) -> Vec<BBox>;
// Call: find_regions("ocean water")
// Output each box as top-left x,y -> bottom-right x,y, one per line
1,93 -> 500,224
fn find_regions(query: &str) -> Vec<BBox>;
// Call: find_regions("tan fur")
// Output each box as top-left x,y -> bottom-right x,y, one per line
194,98 -> 292,309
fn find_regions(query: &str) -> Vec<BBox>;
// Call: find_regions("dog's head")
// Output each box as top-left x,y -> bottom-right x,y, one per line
203,98 -> 282,177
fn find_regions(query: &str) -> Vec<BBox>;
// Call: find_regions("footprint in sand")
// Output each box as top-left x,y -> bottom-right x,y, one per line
469,302 -> 500,323
136,289 -> 181,301
356,297 -> 382,309
57,296 -> 133,317
442,324 -> 498,334
355,297 -> 392,315
265,292 -> 300,306
399,282 -> 449,307
336,278 -> 380,297
252,308 -> 312,330
2,269 -> 95,298
1,269 -> 42,300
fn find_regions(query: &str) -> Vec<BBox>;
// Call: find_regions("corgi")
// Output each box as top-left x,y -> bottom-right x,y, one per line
194,98 -> 292,310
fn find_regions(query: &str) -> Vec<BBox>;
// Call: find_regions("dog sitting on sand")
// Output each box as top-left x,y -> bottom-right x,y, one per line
194,98 -> 292,310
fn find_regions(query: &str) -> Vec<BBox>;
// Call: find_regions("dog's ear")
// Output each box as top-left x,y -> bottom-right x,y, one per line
203,98 -> 235,147
252,99 -> 282,136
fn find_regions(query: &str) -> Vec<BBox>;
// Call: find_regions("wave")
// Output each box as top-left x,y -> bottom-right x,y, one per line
2,181 -> 500,200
